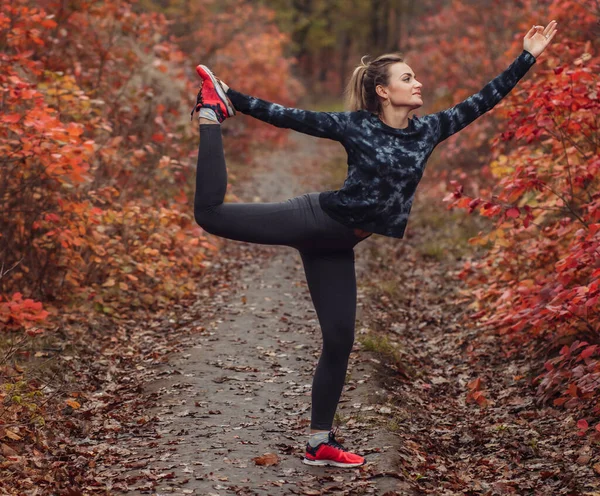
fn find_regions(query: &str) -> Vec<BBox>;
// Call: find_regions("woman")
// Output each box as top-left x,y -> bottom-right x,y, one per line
191,21 -> 557,468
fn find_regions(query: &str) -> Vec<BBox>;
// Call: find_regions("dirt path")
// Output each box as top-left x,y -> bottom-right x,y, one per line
116,133 -> 411,495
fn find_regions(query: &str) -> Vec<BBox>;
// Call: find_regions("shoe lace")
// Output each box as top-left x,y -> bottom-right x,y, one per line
326,428 -> 348,451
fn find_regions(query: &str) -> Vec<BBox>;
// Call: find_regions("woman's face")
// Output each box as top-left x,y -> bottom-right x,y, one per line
376,62 -> 423,110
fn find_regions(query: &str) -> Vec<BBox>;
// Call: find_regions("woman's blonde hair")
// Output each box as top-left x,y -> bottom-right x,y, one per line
345,52 -> 405,114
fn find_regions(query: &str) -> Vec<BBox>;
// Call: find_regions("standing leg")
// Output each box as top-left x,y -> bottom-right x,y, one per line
300,249 -> 357,431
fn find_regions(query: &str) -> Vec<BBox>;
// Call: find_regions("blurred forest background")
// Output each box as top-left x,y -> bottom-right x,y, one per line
1,0 -> 599,492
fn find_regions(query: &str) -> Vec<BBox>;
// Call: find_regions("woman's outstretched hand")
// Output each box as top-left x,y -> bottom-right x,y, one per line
523,20 -> 558,58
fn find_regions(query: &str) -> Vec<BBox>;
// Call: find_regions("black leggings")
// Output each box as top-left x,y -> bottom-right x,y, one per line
194,125 -> 371,430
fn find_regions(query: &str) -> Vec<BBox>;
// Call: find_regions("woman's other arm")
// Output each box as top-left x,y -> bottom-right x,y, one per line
428,20 -> 557,144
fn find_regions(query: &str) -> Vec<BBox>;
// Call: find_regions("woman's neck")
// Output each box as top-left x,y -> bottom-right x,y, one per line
378,106 -> 412,129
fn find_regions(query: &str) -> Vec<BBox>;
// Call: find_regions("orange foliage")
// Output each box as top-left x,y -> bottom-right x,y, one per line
0,0 -> 302,335
1,1 -> 302,488
1,0 -> 200,324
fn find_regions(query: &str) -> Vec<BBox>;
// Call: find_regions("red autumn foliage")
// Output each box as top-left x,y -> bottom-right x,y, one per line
0,293 -> 49,335
410,0 -> 599,415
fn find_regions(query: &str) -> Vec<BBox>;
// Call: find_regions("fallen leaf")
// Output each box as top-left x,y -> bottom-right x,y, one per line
66,399 -> 81,409
576,454 -> 591,465
1,443 -> 18,457
252,453 -> 279,466
5,430 -> 22,441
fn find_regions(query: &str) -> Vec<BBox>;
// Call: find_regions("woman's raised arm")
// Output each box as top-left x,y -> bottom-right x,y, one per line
428,20 -> 557,145
225,87 -> 351,143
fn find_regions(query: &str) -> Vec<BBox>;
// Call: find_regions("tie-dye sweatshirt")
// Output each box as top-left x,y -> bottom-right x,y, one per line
225,49 -> 536,239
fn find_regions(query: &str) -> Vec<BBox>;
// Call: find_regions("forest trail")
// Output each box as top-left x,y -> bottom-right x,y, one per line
113,129 -> 599,496
116,132 -> 411,495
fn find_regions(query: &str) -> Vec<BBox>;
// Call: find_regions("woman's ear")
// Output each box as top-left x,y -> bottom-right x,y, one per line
375,84 -> 388,100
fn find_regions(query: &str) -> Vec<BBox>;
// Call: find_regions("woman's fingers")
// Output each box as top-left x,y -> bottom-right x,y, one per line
543,20 -> 557,37
529,25 -> 544,40
526,20 -> 557,43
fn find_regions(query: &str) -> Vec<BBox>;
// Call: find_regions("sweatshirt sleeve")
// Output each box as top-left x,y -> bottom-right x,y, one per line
226,88 -> 351,143
428,49 -> 537,144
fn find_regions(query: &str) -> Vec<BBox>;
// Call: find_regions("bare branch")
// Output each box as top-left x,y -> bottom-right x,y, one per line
0,258 -> 23,281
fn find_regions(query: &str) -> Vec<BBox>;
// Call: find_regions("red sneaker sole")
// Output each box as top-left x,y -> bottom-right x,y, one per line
302,457 -> 366,468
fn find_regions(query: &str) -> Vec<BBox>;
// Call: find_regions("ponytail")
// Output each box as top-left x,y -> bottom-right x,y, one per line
344,55 -> 370,111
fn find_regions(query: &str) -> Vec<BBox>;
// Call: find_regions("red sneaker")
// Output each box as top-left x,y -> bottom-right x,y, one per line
302,429 -> 366,468
191,65 -> 235,122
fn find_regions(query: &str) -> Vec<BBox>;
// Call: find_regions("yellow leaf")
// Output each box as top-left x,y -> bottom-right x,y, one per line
468,234 -> 488,246
490,154 -> 514,178
66,399 -> 81,409
5,430 -> 22,441
102,278 -> 115,287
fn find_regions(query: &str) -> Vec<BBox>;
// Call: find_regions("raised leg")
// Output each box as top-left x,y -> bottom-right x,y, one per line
300,249 -> 357,431
194,124 -> 318,247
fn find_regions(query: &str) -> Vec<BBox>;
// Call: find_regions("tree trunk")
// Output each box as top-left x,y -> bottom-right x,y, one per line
292,0 -> 313,79
370,0 -> 383,50
339,31 -> 350,94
